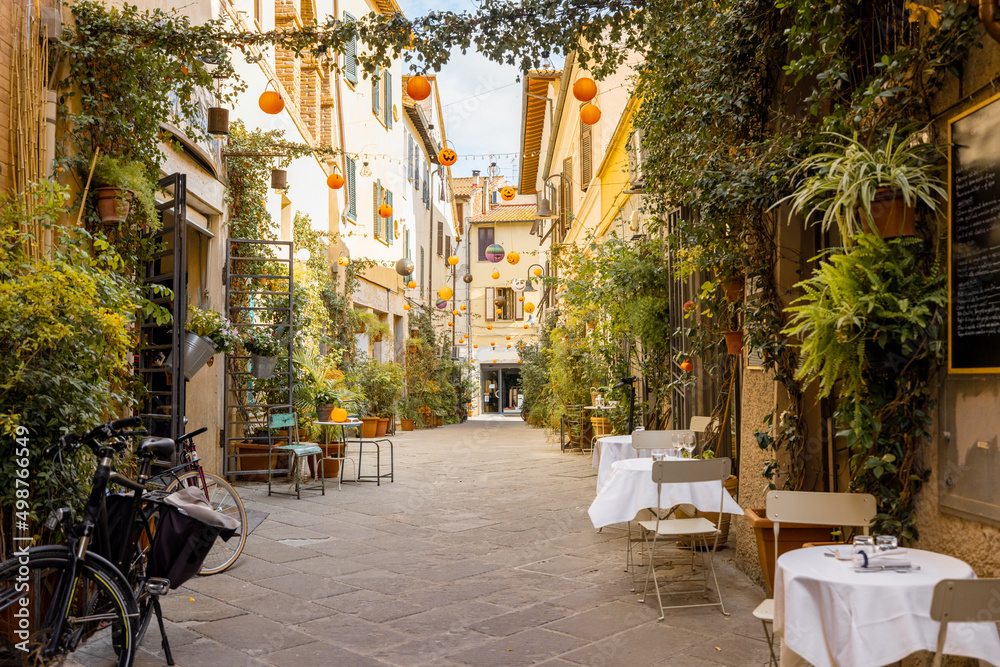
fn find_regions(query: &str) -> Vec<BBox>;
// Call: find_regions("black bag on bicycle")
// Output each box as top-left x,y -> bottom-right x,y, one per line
148,486 -> 239,588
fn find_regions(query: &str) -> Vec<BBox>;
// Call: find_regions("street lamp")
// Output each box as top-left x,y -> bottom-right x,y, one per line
535,173 -> 568,243
524,263 -> 545,292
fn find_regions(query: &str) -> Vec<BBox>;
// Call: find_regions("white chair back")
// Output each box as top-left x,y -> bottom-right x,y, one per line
689,416 -> 713,432
632,429 -> 690,452
929,579 -> 1000,667
651,458 -> 731,484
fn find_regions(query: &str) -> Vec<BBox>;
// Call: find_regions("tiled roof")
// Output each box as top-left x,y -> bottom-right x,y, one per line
519,71 -> 562,195
470,204 -> 538,223
452,177 -> 477,196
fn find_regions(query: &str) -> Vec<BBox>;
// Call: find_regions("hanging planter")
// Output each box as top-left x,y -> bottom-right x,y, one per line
864,189 -> 916,238
163,332 -> 217,381
93,187 -> 135,224
724,331 -> 744,355
250,354 -> 279,380
271,168 -> 287,190
724,276 -> 746,303
207,107 -> 230,135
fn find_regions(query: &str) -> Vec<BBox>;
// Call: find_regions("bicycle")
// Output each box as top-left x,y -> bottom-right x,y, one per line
143,427 -> 247,575
0,417 -> 159,666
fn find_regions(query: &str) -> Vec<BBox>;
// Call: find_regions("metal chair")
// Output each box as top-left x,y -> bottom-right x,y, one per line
637,457 -> 732,619
267,406 -> 324,499
753,491 -> 876,666
929,578 -> 1000,667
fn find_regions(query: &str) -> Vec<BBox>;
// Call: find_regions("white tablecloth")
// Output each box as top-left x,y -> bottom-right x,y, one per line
774,546 -> 1000,667
592,435 -> 651,491
587,458 -> 742,529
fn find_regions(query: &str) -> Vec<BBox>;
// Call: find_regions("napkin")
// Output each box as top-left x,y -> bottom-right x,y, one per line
853,549 -> 911,568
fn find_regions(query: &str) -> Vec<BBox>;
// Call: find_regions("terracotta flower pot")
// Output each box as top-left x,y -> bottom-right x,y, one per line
317,405 -> 336,422
375,417 -> 389,437
724,276 -> 745,303
863,189 -> 916,238
724,331 -> 744,355
400,418 -> 415,431
93,187 -> 134,224
360,417 -> 379,439
744,507 -> 839,595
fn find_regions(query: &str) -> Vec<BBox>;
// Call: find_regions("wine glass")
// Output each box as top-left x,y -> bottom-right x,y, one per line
680,432 -> 696,458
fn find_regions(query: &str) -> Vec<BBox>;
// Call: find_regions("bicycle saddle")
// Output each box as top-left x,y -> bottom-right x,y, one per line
139,437 -> 176,460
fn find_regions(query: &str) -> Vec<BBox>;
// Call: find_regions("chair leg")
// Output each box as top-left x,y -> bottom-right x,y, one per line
704,541 -> 728,616
761,619 -> 777,667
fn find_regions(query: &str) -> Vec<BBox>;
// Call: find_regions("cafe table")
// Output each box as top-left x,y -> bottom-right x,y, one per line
774,545 -> 1000,667
313,418 -> 363,489
592,435 -> 651,492
588,457 -> 743,529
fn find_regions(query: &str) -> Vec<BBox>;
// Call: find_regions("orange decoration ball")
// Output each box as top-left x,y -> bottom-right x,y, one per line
487,325 -> 493,330
500,186 -> 516,201
518,296 -> 525,302
453,309 -> 460,315
448,322 -> 453,327
378,204 -> 393,218
259,90 -> 284,115
460,305 -> 467,311
491,270 -> 500,279
438,148 -> 457,166
580,104 -> 601,125
327,172 -> 345,189
524,324 -> 529,329
407,75 -> 431,101
474,344 -> 478,348
506,251 -> 520,265
407,280 -> 416,289
403,304 -> 410,311
680,360 -> 694,372
507,344 -> 511,349
533,267 -> 543,277
573,77 -> 598,102
506,335 -> 511,340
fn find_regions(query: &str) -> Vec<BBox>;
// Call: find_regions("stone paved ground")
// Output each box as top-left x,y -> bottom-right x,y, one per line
76,417 -> 774,667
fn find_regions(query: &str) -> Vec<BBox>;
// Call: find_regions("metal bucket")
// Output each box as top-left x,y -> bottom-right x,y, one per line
251,354 -> 278,379
164,332 -> 216,381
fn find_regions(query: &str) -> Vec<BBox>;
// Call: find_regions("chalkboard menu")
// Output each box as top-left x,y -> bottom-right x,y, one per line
949,92 -> 1000,373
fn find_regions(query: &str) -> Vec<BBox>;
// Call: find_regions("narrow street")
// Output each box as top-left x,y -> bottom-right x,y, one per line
98,420 -> 767,666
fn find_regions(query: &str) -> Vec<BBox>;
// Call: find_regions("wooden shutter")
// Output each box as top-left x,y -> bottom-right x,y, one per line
372,72 -> 381,115
373,180 -> 380,238
407,135 -> 414,182
343,13 -> 357,84
346,157 -> 357,219
485,286 -> 495,321
405,228 -> 411,259
580,119 -> 592,190
387,190 -> 394,244
437,221 -> 444,256
515,294 -> 523,320
445,235 -> 451,261
562,157 -> 573,214
384,70 -> 392,127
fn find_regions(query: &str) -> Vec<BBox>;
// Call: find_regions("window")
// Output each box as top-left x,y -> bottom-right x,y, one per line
383,70 -> 392,127
580,111 -> 593,190
494,287 -> 517,321
372,180 -> 393,242
445,235 -> 451,262
346,157 -> 357,220
372,72 -> 381,117
422,162 -> 430,208
477,226 -> 494,261
343,13 -> 357,85
437,221 -> 444,256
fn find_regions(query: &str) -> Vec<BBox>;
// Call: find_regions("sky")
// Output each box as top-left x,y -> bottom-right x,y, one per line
396,0 -> 535,186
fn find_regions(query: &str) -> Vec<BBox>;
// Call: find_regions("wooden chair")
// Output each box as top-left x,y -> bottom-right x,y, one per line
753,491 -> 876,666
267,406 -> 325,499
929,578 -> 1000,667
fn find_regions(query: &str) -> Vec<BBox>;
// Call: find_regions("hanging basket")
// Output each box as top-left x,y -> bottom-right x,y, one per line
207,107 -> 230,135
250,354 -> 279,379
93,187 -> 135,224
163,332 -> 216,381
723,331 -> 744,355
271,169 -> 287,190
862,189 -> 916,238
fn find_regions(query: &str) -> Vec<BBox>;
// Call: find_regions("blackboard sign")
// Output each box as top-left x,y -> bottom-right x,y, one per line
948,92 -> 1000,373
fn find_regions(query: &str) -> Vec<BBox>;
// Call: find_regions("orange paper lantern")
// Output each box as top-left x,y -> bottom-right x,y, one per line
474,344 -> 478,349
524,324 -> 529,329
407,75 -> 431,101
259,90 -> 284,114
460,305 -> 467,311
507,344 -> 511,349
573,77 -> 597,102
327,172 -> 344,189
453,309 -> 460,315
487,324 -> 493,330
407,280 -> 416,289
680,359 -> 693,372
378,203 -> 393,218
506,335 -> 511,340
337,257 -> 350,266
524,302 -> 535,313
447,255 -> 460,266
438,148 -> 457,166
581,104 -> 601,125
506,251 -> 520,265
448,322 -> 453,327
500,186 -> 516,201
491,270 -> 500,279
533,267 -> 543,277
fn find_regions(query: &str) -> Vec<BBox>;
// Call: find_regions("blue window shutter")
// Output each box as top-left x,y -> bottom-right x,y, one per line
344,13 -> 357,85
387,191 -> 394,244
384,70 -> 393,127
372,72 -> 381,115
407,135 -> 413,181
373,180 -> 380,238
346,157 -> 356,219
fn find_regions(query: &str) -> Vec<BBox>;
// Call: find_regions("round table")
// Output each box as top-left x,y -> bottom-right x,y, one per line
774,546 -> 1000,667
587,457 -> 743,529
592,435 -> 649,491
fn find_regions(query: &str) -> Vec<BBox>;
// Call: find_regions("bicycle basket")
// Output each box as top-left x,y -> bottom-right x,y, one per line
148,486 -> 239,588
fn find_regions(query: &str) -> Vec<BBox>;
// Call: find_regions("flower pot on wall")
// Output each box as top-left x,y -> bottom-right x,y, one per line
744,507 -> 839,595
863,189 -> 916,238
93,187 -> 134,224
251,354 -> 278,379
360,417 -> 379,438
163,332 -> 216,380
724,331 -> 744,355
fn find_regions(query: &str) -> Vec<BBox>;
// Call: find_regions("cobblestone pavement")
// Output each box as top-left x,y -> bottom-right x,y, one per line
76,417 -> 773,666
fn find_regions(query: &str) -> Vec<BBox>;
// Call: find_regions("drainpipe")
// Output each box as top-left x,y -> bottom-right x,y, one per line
982,0 -> 1000,44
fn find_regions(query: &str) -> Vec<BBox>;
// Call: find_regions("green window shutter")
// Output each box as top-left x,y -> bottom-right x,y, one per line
343,13 -> 357,85
387,191 -> 394,244
407,135 -> 413,181
372,72 -> 381,115
405,229 -> 411,259
373,180 -> 380,238
384,70 -> 393,127
346,157 -> 356,219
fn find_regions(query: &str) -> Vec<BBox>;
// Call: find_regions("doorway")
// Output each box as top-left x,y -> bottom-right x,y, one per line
479,364 -> 522,415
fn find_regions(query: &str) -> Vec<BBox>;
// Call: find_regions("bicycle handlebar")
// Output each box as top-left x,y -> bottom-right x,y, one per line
176,427 -> 208,444
55,416 -> 146,456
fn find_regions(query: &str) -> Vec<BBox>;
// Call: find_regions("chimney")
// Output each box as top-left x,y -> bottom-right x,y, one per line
472,170 -> 480,187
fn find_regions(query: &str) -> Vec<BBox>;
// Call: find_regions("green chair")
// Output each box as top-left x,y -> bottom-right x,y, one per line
267,407 -> 325,499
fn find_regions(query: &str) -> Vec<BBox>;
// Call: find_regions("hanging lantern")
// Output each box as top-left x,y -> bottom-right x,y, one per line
506,335 -> 511,340
512,279 -> 526,292
395,257 -> 414,276
581,104 -> 601,125
259,90 -> 284,114
407,75 -> 431,101
438,148 -> 458,166
271,169 -> 287,190
485,243 -> 505,263
507,344 -> 511,349
524,324 -> 529,329
518,296 -> 525,302
491,270 -> 500,280
438,285 -> 454,300
338,256 -> 350,267
463,273 -> 473,283
533,267 -> 543,277
474,344 -> 478,349
490,341 -> 495,346
407,280 -> 416,289
500,186 -> 516,201
208,107 -> 230,135
327,171 -> 345,189
506,251 -> 520,265
524,302 -> 535,313
378,203 -> 393,218
452,309 -> 460,316
403,303 -> 411,311
487,324 -> 493,330
573,77 -> 598,102
494,295 -> 506,308
460,304 -> 467,311
448,322 -> 453,327
436,298 -> 448,309
447,255 -> 460,266
680,359 -> 693,372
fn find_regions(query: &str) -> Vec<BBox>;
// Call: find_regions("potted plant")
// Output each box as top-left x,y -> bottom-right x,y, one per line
165,305 -> 239,380
397,397 -> 420,431
354,358 -> 404,437
244,327 -> 285,379
779,126 -> 945,242
90,154 -> 158,226
723,330 -> 744,355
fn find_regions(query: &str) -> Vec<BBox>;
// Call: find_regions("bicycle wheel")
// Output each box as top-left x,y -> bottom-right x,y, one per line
130,504 -> 160,647
166,471 -> 248,575
0,548 -> 136,666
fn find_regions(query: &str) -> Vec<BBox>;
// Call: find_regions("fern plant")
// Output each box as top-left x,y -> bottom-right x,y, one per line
784,234 -> 946,399
777,127 -> 946,243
